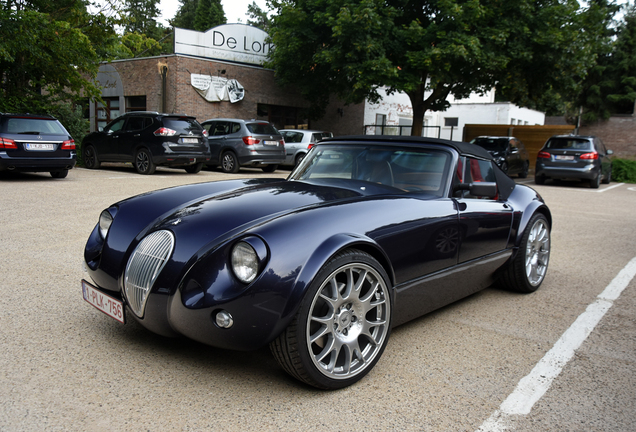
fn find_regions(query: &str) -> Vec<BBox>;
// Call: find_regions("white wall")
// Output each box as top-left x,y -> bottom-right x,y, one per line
364,87 -> 545,141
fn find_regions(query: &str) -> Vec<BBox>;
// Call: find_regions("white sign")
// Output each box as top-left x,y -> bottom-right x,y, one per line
175,24 -> 272,66
191,74 -> 245,103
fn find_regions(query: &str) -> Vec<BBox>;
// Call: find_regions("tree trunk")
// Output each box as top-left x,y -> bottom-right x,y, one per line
407,82 -> 427,137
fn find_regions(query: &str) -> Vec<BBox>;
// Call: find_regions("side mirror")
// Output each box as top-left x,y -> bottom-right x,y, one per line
607,149 -> 614,155
455,182 -> 498,199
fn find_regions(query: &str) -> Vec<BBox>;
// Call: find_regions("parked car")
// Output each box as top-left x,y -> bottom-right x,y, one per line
279,129 -> 333,167
0,113 -> 76,178
535,135 -> 613,188
201,118 -> 285,173
82,136 -> 551,389
471,136 -> 530,178
82,112 -> 211,175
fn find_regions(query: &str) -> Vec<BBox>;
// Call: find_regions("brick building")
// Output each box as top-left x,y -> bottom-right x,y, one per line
90,24 -> 364,136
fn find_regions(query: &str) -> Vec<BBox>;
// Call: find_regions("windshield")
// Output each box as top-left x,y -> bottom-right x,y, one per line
545,138 -> 592,150
290,145 -> 451,197
246,122 -> 279,135
471,138 -> 508,152
2,117 -> 68,135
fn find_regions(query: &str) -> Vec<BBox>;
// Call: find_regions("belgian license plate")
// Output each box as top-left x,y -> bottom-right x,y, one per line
555,155 -> 574,161
25,143 -> 55,151
264,140 -> 278,146
82,279 -> 125,324
182,138 -> 198,144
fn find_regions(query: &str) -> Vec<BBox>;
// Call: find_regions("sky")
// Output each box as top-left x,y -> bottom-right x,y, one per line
158,0 -> 269,26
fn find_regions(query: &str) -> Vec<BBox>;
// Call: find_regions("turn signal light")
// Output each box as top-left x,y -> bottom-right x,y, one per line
61,139 -> 75,150
0,137 -> 17,149
242,136 -> 260,145
537,151 -> 551,159
579,152 -> 598,160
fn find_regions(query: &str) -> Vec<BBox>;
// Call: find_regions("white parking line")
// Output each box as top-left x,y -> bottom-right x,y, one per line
597,182 -> 624,193
477,256 -> 636,432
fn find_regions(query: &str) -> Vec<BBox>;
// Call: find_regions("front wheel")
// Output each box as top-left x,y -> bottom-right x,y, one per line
270,249 -> 392,389
498,213 -> 550,293
134,148 -> 156,175
519,161 -> 528,178
602,167 -> 612,184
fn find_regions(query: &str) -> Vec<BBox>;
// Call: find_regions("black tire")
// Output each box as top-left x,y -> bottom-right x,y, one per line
519,161 -> 528,179
83,144 -> 100,169
589,173 -> 600,189
184,162 -> 203,174
534,175 -> 546,185
134,148 -> 156,175
602,167 -> 611,184
50,170 -> 68,179
262,164 -> 278,173
498,213 -> 550,293
295,153 -> 306,167
270,249 -> 392,389
221,151 -> 239,173
501,162 -> 509,175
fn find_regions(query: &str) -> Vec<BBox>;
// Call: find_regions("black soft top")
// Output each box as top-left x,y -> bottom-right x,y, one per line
322,135 -> 494,160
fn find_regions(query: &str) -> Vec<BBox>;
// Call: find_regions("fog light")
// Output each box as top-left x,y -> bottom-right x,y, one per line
215,310 -> 234,329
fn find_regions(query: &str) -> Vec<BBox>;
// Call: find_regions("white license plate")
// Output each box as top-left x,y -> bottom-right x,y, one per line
25,143 -> 55,151
264,140 -> 279,146
82,279 -> 125,324
555,155 -> 574,161
182,138 -> 198,144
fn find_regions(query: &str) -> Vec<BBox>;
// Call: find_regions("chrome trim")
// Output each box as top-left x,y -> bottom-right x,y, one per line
124,230 -> 175,317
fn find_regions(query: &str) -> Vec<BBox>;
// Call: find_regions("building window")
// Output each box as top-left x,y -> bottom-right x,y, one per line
258,104 -> 308,130
126,96 -> 146,113
375,114 -> 386,135
96,97 -> 120,131
444,117 -> 458,127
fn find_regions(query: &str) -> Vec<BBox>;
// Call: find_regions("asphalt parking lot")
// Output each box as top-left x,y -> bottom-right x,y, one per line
1,165 -> 635,431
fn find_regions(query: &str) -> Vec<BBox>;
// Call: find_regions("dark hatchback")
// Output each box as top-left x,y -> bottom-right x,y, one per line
0,113 -> 76,178
471,136 -> 530,178
535,135 -> 612,188
82,112 -> 211,175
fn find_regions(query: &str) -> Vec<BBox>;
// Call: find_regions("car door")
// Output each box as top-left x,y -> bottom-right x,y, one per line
96,118 -> 126,160
507,139 -> 522,173
117,116 -> 151,161
204,121 -> 225,163
455,157 -> 513,263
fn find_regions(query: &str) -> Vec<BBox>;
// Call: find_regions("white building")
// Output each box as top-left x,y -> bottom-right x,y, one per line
364,87 -> 545,141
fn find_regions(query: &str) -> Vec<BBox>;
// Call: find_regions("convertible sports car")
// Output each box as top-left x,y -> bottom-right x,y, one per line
82,136 -> 551,389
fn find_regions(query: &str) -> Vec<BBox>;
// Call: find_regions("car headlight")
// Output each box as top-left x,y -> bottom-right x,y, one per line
98,209 -> 114,239
231,242 -> 260,284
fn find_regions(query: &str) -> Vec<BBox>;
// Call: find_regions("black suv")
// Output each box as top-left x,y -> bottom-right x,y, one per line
82,112 -> 211,175
471,136 -> 530,178
0,113 -> 76,178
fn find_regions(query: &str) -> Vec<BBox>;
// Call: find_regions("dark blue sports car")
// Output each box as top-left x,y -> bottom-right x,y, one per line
82,136 -> 551,389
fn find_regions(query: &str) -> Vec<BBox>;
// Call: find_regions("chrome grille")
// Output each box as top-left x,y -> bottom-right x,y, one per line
124,230 -> 175,317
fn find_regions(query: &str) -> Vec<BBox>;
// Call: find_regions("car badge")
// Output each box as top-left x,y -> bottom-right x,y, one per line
37,136 -> 42,140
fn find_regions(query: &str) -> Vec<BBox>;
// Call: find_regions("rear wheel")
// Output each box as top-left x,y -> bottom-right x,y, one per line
519,161 -> 528,178
501,162 -> 509,175
295,153 -> 306,167
262,164 -> 278,173
50,170 -> 68,179
602,167 -> 612,184
221,151 -> 239,173
270,249 -> 392,389
83,144 -> 100,169
589,173 -> 600,189
534,175 -> 546,185
499,213 -> 550,293
134,148 -> 156,175
184,162 -> 203,174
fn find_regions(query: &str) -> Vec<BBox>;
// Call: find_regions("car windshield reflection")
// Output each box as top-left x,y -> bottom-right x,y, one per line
290,145 -> 451,197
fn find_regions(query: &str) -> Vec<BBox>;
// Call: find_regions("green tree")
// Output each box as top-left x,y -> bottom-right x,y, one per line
171,0 -> 198,29
0,4 -> 101,113
267,0 -> 610,136
607,4 -> 636,115
194,0 -> 225,31
247,2 -> 269,30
